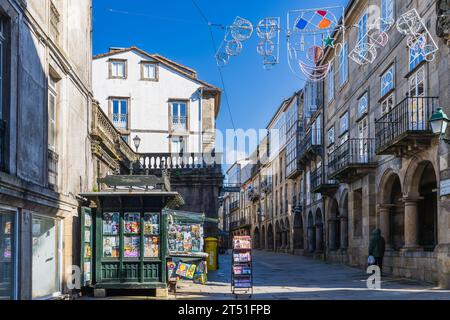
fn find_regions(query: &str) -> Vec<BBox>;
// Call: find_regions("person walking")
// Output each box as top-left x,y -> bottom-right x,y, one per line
369,228 -> 386,273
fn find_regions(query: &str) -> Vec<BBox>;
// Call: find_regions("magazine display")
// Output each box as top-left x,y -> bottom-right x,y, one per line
168,222 -> 204,254
103,212 -> 119,235
103,236 -> 119,257
124,213 -> 140,234
231,235 -> 253,296
144,236 -> 159,258
124,236 -> 140,258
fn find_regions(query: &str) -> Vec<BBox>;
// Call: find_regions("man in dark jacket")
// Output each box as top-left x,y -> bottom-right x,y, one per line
369,229 -> 386,273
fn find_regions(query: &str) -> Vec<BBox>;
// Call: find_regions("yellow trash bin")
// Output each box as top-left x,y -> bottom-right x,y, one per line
204,237 -> 218,271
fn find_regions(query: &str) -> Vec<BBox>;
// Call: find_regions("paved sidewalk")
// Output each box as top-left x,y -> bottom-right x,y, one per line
172,250 -> 450,300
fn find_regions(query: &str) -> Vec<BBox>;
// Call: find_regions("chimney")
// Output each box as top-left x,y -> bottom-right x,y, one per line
109,47 -> 124,53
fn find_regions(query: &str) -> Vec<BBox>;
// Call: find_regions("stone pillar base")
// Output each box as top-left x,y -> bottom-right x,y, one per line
94,288 -> 106,298
155,287 -> 169,298
435,243 -> 450,289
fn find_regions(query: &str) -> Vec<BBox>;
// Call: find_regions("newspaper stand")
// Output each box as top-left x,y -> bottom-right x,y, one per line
231,236 -> 253,298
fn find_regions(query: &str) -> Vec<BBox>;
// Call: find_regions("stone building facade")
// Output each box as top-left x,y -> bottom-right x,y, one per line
0,0 -> 94,299
239,0 -> 450,288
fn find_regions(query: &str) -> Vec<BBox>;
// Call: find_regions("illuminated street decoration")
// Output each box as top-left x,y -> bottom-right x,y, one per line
256,17 -> 281,70
396,8 -> 439,62
287,6 -> 345,81
349,18 -> 391,66
215,17 -> 254,67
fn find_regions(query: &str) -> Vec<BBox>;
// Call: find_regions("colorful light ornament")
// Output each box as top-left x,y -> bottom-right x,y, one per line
287,6 -> 345,82
396,9 -> 438,62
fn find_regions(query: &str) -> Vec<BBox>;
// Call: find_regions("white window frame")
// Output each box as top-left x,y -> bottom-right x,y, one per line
340,112 -> 349,136
111,98 -> 128,130
358,93 -> 369,118
48,77 -> 57,152
381,0 -> 395,31
409,37 -> 425,71
381,65 -> 395,97
327,126 -> 335,146
381,93 -> 394,116
170,101 -> 188,131
141,62 -> 158,81
109,60 -> 126,79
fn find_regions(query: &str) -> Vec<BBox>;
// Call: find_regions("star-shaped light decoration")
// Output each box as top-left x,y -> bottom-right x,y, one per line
323,35 -> 335,48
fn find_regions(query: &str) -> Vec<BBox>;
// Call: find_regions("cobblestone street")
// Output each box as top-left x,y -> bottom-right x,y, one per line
171,251 -> 450,300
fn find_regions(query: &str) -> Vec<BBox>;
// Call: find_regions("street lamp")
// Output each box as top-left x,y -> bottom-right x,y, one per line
430,107 -> 450,141
133,135 -> 141,152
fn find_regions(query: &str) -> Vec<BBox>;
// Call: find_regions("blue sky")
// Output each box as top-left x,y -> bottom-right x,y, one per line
93,0 -> 348,137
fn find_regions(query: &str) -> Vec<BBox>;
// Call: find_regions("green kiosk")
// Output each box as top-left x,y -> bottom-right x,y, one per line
80,174 -> 183,298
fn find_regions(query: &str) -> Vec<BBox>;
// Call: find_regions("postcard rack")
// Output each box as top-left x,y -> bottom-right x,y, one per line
231,236 -> 253,298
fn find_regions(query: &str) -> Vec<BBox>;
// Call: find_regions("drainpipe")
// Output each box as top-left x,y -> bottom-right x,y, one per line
199,88 -> 203,154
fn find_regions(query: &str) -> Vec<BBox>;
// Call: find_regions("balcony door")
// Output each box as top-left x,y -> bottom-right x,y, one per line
358,117 -> 368,163
171,102 -> 187,131
408,67 -> 426,131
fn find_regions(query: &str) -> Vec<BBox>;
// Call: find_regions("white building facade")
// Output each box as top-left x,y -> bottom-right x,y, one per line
92,47 -> 221,155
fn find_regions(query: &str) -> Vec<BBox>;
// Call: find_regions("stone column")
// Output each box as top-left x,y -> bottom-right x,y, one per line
403,196 -> 422,250
307,227 -> 315,253
315,223 -> 323,252
328,219 -> 337,250
378,204 -> 393,250
340,215 -> 348,250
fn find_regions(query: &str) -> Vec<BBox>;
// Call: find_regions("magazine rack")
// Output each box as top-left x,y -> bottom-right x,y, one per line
231,236 -> 253,298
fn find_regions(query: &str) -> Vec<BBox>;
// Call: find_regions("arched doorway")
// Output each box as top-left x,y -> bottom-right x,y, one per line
329,198 -> 340,250
267,224 -> 274,250
285,218 -> 290,250
261,225 -> 266,250
407,161 -> 438,251
275,221 -> 282,250
340,191 -> 349,249
315,209 -> 324,252
254,227 -> 260,249
293,214 -> 304,249
307,212 -> 316,253
379,171 -> 404,250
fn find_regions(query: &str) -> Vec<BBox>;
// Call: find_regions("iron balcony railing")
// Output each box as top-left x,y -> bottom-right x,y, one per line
298,128 -> 322,159
375,97 -> 438,153
311,168 -> 337,191
328,138 -> 376,177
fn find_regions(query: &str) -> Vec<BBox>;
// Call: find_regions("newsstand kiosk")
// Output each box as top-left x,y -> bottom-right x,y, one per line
80,174 -> 183,298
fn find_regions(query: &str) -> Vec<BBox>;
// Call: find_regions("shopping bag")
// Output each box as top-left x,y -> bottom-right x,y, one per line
368,255 -> 375,265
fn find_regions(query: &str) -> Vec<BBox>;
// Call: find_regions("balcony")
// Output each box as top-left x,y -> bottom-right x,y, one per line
137,152 -> 221,175
310,168 -> 338,196
261,180 -> 272,194
328,138 -> 377,183
298,129 -> 322,164
375,97 -> 438,156
230,217 -> 251,231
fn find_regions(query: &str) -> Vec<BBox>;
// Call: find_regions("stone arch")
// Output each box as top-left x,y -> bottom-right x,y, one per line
261,225 -> 266,250
378,169 -> 404,250
339,190 -> 349,250
267,224 -> 274,250
293,213 -> 304,250
403,160 -> 438,251
254,227 -> 260,249
315,208 -> 324,252
328,197 -> 340,250
307,211 -> 315,252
